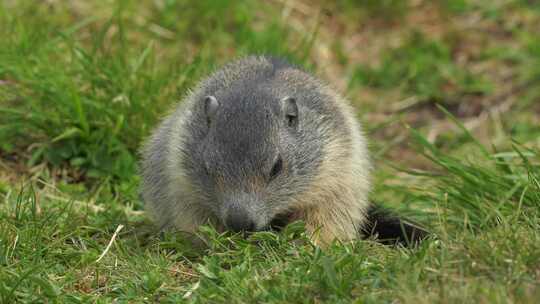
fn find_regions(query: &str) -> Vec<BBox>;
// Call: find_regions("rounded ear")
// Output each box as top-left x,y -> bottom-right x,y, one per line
282,97 -> 298,128
204,95 -> 219,124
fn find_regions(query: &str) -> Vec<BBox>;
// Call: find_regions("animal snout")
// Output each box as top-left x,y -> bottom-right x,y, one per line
225,207 -> 256,232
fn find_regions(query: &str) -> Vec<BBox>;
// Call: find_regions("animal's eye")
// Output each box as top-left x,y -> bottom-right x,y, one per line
269,155 -> 283,181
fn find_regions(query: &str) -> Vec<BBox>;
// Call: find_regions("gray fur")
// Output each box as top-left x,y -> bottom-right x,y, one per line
140,55 -> 372,241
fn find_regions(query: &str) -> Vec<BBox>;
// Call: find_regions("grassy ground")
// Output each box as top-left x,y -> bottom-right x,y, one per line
1,0 -> 539,303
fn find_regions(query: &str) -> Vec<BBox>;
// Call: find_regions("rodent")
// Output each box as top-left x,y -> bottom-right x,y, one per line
140,55 -> 427,246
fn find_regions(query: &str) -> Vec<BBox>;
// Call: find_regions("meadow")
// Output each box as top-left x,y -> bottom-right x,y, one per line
1,1 -> 539,303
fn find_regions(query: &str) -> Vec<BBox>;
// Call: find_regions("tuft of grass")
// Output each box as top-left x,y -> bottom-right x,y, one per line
382,127 -> 540,232
374,108 -> 539,231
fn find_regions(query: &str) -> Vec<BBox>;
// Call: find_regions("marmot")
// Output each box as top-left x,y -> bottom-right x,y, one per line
140,56 -> 426,246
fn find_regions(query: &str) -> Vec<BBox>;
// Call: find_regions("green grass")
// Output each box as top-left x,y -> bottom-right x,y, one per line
1,136 -> 539,303
1,1 -> 540,303
0,1 -> 311,181
349,31 -> 491,103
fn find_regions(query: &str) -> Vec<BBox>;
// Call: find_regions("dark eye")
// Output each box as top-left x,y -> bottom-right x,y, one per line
269,156 -> 283,181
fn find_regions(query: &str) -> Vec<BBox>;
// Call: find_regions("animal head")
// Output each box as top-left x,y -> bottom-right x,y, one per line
179,57 -> 349,232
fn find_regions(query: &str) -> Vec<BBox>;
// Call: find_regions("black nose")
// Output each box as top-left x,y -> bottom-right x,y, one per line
225,208 -> 256,232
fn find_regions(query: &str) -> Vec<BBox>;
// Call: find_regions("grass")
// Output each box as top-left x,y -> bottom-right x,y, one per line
1,1 -> 539,303
349,31 -> 491,103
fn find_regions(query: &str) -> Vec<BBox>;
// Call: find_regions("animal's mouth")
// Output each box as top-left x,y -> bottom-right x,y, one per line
269,210 -> 301,231
217,210 -> 303,233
